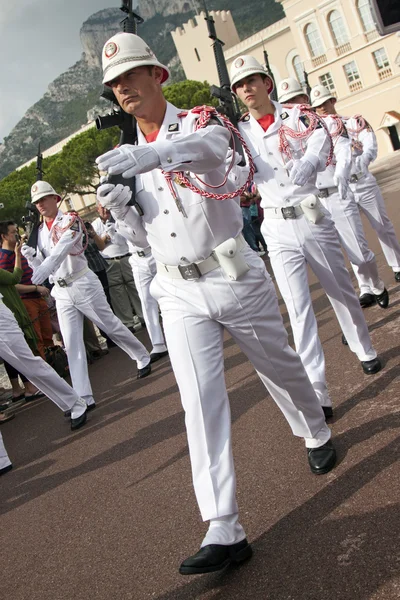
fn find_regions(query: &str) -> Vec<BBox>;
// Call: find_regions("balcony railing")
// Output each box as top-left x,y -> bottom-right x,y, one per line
365,29 -> 379,42
378,67 -> 393,80
335,42 -> 351,56
311,54 -> 327,67
349,80 -> 363,92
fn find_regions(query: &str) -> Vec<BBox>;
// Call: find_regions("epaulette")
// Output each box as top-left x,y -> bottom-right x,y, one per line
177,111 -> 188,118
299,114 -> 322,129
239,113 -> 250,122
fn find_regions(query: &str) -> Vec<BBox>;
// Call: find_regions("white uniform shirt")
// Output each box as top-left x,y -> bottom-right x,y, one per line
342,116 -> 377,176
316,116 -> 352,190
27,210 -> 88,283
91,217 -> 130,258
111,102 -> 243,267
237,101 -> 331,208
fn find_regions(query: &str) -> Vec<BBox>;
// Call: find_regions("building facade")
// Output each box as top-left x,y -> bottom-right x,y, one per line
172,1 -> 400,157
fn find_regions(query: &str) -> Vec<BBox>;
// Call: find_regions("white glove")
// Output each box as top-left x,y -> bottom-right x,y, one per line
21,244 -> 36,260
333,173 -> 349,200
97,183 -> 132,210
31,258 -> 56,285
355,154 -> 371,174
104,222 -> 116,237
288,158 -> 316,186
96,145 -> 160,178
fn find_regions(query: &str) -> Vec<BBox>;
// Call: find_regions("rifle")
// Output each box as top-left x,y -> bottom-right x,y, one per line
263,49 -> 278,102
95,0 -> 144,214
22,143 -> 43,248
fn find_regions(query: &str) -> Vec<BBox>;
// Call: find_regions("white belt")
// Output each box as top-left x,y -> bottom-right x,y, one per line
54,266 -> 89,288
263,205 -> 304,220
350,172 -> 365,183
135,247 -> 152,258
318,186 -> 338,198
156,235 -> 246,280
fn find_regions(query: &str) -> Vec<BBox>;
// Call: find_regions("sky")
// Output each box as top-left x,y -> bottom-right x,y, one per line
0,0 -> 122,142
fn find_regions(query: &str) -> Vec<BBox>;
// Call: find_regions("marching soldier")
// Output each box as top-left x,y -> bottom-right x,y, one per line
95,32 -> 337,575
114,220 -> 168,362
311,85 -> 400,299
21,181 -> 152,413
231,56 -> 382,418
277,79 -> 388,309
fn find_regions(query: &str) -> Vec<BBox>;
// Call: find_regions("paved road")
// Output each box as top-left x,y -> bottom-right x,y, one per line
1,158 -> 399,600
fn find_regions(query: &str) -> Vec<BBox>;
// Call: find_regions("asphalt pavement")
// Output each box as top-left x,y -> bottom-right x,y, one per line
1,155 -> 399,600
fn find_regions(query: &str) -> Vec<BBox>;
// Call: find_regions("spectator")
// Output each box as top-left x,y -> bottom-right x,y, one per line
0,220 -> 53,359
240,195 -> 260,253
0,241 -> 45,401
249,194 -> 268,254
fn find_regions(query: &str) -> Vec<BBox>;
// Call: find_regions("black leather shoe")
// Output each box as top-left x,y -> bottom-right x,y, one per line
361,358 -> 382,375
394,272 -> 400,282
322,406 -> 333,419
179,539 -> 253,575
150,351 -> 169,363
359,293 -> 376,308
65,402 -> 96,418
137,363 -> 152,379
375,288 -> 389,308
342,334 -> 348,346
307,440 -> 336,475
0,463 -> 13,476
70,410 -> 87,431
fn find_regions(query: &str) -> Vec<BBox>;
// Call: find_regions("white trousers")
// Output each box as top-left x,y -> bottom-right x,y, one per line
262,214 -> 377,407
0,301 -> 81,412
320,190 -> 384,295
150,247 -> 330,521
129,253 -> 166,352
52,270 -> 150,401
0,430 -> 11,471
351,173 -> 400,275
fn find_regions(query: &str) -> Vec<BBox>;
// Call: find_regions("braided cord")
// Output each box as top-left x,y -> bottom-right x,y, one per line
51,213 -> 89,256
163,106 -> 255,202
279,105 -> 334,167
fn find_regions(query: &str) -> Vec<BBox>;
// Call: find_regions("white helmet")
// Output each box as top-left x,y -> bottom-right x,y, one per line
310,85 -> 335,108
230,55 -> 274,94
277,77 -> 308,104
31,181 -> 61,204
102,32 -> 170,85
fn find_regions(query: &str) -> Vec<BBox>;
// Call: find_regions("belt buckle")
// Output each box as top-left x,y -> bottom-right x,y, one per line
178,263 -> 201,280
137,251 -> 145,258
57,278 -> 67,287
281,206 -> 296,219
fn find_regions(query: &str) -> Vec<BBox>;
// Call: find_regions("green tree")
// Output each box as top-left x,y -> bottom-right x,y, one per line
163,80 -> 218,110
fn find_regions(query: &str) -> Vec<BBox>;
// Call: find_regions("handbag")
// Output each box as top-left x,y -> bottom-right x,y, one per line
44,345 -> 69,378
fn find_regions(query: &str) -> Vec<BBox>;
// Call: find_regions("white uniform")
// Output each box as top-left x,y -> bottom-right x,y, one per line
106,102 -> 331,525
91,217 -> 143,327
25,212 -> 150,404
115,220 -> 167,354
0,296 -> 85,414
316,116 -> 384,296
345,116 -> 400,284
238,102 -> 377,408
0,429 -> 11,472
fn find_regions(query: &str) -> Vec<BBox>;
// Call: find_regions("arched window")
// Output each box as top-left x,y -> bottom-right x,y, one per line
292,55 -> 305,83
328,10 -> 349,46
357,0 -> 375,32
304,23 -> 324,57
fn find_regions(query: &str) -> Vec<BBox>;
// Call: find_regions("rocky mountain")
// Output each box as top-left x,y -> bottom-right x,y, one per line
0,0 -> 283,180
